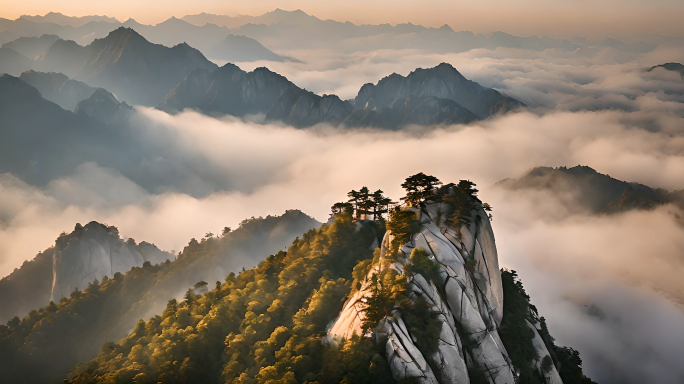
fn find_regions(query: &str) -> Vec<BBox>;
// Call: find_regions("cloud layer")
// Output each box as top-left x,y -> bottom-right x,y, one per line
2,46 -> 684,382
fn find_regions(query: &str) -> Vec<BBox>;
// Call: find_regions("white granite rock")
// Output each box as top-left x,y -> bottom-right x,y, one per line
326,201 -> 560,384
51,221 -> 173,301
526,320 -> 564,384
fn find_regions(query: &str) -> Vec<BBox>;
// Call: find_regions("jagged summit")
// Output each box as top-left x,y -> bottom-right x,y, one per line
96,26 -> 148,46
161,62 -> 522,128
73,27 -> 217,106
354,62 -> 521,119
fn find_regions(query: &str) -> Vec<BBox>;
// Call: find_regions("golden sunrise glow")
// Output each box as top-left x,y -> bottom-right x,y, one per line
0,0 -> 683,38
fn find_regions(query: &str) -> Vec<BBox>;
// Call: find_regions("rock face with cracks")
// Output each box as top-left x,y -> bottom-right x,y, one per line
328,201 -> 562,384
51,221 -> 173,301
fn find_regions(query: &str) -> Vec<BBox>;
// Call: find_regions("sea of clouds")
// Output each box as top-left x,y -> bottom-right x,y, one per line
2,43 -> 684,382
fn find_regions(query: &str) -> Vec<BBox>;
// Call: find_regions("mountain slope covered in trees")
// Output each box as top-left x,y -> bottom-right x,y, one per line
0,174 -> 597,384
0,210 -> 320,383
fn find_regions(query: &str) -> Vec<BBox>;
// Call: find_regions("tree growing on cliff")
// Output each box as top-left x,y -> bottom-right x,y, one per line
401,173 -> 441,207
370,189 -> 394,222
444,180 -> 480,227
331,202 -> 354,216
334,188 -> 394,222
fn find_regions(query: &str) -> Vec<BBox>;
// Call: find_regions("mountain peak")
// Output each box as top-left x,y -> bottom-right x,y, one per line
75,88 -> 133,125
438,24 -> 455,33
106,26 -> 145,40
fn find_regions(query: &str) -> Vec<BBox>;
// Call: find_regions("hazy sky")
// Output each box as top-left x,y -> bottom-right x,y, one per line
1,0 -> 683,38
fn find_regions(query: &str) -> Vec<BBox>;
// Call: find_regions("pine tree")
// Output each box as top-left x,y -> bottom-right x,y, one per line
400,173 -> 441,207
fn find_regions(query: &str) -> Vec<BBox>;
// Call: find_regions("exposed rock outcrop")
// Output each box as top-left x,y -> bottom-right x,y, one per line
327,199 -> 532,384
526,320 -> 563,384
51,222 -> 173,301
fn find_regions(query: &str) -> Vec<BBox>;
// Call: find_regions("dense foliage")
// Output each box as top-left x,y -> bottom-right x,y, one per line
0,173 -> 600,384
0,247 -> 54,323
63,213 -> 393,384
0,211 -> 319,384
499,270 -> 597,384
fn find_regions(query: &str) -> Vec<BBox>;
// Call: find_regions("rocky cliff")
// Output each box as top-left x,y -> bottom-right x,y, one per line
327,200 -> 563,384
51,221 -> 173,301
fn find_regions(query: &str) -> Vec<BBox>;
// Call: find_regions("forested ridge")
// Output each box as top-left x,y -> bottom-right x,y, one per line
0,210 -> 319,383
0,175 -> 596,384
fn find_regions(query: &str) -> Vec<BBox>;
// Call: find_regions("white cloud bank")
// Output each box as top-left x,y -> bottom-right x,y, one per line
2,45 -> 684,382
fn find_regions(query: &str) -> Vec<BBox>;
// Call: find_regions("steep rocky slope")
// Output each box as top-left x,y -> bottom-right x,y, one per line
51,221 -> 173,301
327,199 -> 558,383
29,176 -> 592,384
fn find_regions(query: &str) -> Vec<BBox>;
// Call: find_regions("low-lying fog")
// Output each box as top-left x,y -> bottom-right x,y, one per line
2,45 -> 684,383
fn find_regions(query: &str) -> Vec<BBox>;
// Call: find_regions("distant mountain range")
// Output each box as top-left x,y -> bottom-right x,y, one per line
0,9 -> 658,58
497,165 -> 684,214
0,60 -> 523,201
1,21 -> 525,126
1,24 -> 525,123
161,62 -> 522,127
74,27 -> 217,106
0,27 -> 218,105
0,19 -> 289,65
0,74 -> 120,184
1,34 -> 59,58
18,12 -> 119,27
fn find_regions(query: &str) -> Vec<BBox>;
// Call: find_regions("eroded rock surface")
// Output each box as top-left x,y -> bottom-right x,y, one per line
51,221 -> 173,301
327,199 -> 549,384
